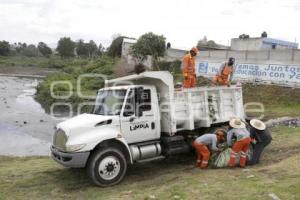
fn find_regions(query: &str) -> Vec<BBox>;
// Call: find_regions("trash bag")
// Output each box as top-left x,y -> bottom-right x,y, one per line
212,148 -> 232,168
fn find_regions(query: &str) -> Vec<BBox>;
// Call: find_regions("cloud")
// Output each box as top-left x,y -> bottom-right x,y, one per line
0,0 -> 299,49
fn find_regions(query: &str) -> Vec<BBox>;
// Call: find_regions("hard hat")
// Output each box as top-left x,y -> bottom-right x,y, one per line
191,47 -> 199,53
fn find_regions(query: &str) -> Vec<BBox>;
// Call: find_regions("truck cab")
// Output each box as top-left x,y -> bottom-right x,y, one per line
51,83 -> 164,186
94,85 -> 161,144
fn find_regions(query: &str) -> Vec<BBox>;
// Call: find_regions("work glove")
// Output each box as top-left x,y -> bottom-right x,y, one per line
213,148 -> 221,153
251,139 -> 257,144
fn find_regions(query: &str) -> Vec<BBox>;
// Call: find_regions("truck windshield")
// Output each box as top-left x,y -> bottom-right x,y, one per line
93,89 -> 126,115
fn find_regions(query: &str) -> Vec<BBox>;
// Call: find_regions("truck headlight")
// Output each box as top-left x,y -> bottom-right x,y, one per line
53,129 -> 67,151
66,144 -> 86,152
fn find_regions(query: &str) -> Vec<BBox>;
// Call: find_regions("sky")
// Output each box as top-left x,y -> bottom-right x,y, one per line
0,0 -> 300,49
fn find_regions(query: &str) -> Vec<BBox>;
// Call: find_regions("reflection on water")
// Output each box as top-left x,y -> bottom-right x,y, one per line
0,76 -> 59,156
0,122 -> 50,156
16,88 -> 45,113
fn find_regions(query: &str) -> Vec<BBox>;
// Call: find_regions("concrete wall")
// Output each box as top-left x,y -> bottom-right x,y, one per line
231,38 -> 263,51
123,40 -> 300,65
166,48 -> 300,65
121,41 -> 300,86
196,61 -> 300,87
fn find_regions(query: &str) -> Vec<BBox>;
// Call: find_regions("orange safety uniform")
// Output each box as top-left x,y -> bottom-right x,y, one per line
182,53 -> 197,88
213,63 -> 234,85
227,128 -> 251,167
192,141 -> 210,168
229,137 -> 251,167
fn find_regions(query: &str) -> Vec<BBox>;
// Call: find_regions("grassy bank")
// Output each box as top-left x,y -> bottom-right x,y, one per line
35,56 -> 116,112
0,126 -> 299,200
243,84 -> 300,119
0,56 -> 93,69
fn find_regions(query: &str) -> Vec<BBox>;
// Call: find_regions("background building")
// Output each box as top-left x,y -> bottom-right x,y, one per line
231,37 -> 298,51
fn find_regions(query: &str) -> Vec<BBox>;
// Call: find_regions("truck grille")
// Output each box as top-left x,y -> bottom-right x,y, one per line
53,129 -> 67,151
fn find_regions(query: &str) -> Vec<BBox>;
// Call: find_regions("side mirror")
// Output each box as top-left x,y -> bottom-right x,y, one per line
137,109 -> 143,117
123,111 -> 134,117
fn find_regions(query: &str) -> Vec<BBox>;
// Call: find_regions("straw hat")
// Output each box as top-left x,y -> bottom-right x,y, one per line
229,118 -> 246,129
250,119 -> 266,131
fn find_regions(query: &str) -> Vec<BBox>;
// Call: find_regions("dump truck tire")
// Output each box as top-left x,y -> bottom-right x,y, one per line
87,147 -> 127,187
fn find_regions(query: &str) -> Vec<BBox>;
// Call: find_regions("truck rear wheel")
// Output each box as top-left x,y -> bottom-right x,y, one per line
87,147 -> 127,187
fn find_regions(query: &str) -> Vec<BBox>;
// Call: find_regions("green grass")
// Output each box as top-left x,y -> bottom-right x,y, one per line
1,126 -> 300,200
264,104 -> 300,119
0,56 -> 92,69
35,56 -> 116,112
243,84 -> 300,120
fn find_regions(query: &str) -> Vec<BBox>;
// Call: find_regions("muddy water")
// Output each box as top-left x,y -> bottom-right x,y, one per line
0,76 -> 61,156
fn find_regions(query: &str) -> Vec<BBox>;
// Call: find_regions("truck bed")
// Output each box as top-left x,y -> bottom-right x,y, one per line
170,85 -> 244,132
106,71 -> 245,135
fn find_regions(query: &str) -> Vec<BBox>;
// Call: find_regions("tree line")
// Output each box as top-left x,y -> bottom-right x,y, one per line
1,32 -> 177,71
0,37 -> 105,58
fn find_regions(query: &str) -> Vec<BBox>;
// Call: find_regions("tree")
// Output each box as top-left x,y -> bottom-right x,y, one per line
0,40 -> 10,56
76,39 -> 89,57
76,39 -> 98,58
56,37 -> 76,57
97,43 -> 105,56
23,44 -> 39,57
38,42 -> 52,57
87,40 -> 98,58
107,36 -> 125,57
130,32 -> 166,70
15,42 -> 27,54
261,31 -> 268,38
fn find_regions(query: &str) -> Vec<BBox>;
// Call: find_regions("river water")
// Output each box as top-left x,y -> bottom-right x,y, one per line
0,76 -> 60,156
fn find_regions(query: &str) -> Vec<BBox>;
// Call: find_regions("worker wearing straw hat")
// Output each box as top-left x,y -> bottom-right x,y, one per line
248,119 -> 272,165
227,118 -> 251,168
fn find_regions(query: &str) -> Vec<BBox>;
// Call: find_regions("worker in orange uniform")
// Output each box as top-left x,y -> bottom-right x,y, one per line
193,130 -> 225,169
182,47 -> 199,88
227,118 -> 251,168
213,57 -> 236,86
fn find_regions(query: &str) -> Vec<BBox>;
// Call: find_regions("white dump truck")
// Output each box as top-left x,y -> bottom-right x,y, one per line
51,71 -> 245,186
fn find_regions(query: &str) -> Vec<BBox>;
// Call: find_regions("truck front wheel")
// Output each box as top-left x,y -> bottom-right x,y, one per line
87,147 -> 127,187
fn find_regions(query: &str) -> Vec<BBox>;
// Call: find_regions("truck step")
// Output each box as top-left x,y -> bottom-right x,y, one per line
136,156 -> 165,163
163,144 -> 190,156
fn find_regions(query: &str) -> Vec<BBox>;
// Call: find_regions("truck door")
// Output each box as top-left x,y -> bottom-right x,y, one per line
120,87 -> 158,144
